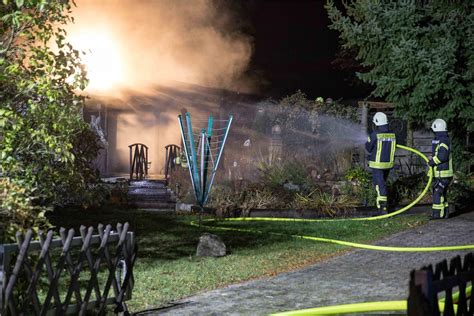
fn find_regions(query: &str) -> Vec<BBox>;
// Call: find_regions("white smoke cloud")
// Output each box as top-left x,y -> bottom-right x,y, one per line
68,0 -> 254,94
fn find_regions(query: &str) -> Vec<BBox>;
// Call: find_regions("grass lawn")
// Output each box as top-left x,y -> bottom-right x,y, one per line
49,209 -> 427,313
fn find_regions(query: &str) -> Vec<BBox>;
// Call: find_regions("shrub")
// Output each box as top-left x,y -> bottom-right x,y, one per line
240,186 -> 282,213
208,184 -> 286,217
388,173 -> 428,205
342,167 -> 376,207
0,178 -> 50,243
256,158 -> 315,192
1,0 -> 100,235
448,172 -> 474,209
168,165 -> 194,203
293,189 -> 358,217
208,185 -> 238,217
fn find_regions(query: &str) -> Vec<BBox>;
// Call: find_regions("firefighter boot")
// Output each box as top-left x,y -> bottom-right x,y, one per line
431,209 -> 442,220
378,201 -> 388,215
431,207 -> 449,219
442,204 -> 450,219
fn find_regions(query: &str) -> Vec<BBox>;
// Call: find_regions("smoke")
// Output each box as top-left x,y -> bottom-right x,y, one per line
67,0 -> 256,175
223,104 -> 368,181
68,1 -> 366,180
287,114 -> 368,149
68,0 -> 253,94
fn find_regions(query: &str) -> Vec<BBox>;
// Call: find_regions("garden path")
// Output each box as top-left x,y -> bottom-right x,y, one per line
139,208 -> 474,316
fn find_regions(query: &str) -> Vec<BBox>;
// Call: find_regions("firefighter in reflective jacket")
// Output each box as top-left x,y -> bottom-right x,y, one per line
365,112 -> 397,214
428,119 -> 453,219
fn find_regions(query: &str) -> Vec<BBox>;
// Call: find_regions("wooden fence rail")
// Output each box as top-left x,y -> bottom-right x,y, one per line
0,223 -> 136,316
408,252 -> 474,315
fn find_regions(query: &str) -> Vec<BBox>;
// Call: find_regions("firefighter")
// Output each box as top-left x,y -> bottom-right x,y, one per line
428,118 -> 453,219
365,112 -> 397,214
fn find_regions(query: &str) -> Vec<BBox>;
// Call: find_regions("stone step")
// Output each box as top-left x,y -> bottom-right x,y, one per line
129,180 -> 167,189
128,195 -> 175,202
128,187 -> 170,195
128,192 -> 173,199
128,185 -> 167,191
127,179 -> 176,210
129,201 -> 177,209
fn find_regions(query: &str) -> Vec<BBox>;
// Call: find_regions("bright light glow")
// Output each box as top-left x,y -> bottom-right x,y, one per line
69,31 -> 124,91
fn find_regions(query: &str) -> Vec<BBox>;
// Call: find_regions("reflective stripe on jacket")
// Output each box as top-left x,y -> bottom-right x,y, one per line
430,132 -> 453,178
365,125 -> 397,169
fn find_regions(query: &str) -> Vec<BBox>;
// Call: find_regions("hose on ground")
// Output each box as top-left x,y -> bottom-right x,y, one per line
191,145 -> 474,315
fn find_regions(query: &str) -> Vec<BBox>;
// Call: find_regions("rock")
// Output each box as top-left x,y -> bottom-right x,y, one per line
283,182 -> 300,191
196,233 -> 226,257
176,202 -> 193,212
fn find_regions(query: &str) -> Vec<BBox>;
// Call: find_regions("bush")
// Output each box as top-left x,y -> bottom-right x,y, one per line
168,165 -> 194,203
342,167 -> 376,207
256,158 -> 316,192
0,178 -> 50,243
343,167 -> 431,207
388,173 -> 428,205
208,184 -> 286,217
293,189 -> 358,217
1,0 -> 100,236
448,172 -> 474,210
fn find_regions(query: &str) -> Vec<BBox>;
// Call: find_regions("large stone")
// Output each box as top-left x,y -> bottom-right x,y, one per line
283,182 -> 300,191
175,202 -> 193,212
196,233 -> 226,257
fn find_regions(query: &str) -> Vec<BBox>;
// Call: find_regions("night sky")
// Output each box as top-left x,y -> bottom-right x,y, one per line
238,0 -> 368,100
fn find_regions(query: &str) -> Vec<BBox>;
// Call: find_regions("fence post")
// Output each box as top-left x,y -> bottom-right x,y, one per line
1,224 -> 136,315
408,269 -> 434,316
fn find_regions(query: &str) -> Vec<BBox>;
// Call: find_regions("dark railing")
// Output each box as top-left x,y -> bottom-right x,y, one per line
164,144 -> 181,183
0,223 -> 136,315
408,252 -> 474,315
129,143 -> 149,180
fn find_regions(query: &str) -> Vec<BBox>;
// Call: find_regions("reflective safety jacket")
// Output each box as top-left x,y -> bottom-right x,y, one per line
430,131 -> 453,178
365,125 -> 397,169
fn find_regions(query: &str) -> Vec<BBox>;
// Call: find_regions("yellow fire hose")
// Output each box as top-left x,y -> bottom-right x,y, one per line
270,285 -> 472,315
191,144 -> 474,314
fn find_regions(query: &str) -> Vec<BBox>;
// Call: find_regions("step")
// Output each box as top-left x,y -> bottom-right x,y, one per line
128,187 -> 170,195
129,180 -> 167,189
126,179 -> 176,209
129,201 -> 177,209
127,195 -> 174,202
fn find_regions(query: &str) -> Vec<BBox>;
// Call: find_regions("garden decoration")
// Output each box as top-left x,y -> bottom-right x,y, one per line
192,144 -> 474,315
178,112 -> 233,223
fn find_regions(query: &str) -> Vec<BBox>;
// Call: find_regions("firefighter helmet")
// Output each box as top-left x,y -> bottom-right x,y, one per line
373,112 -> 388,126
431,119 -> 447,132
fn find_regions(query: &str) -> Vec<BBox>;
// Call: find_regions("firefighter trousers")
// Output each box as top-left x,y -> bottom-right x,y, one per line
432,178 -> 451,219
371,168 -> 390,213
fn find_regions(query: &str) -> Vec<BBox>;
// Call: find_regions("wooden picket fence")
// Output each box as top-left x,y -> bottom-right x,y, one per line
408,252 -> 474,315
0,223 -> 136,315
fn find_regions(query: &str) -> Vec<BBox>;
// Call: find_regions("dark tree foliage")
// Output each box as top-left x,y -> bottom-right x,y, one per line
326,0 -> 474,168
0,0 -> 100,238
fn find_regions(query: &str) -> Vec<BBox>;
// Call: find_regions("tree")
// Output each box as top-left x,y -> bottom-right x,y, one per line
0,0 -> 99,239
325,0 -> 474,167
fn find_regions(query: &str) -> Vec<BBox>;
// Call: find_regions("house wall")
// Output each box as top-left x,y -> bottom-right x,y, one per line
85,84 -> 255,178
